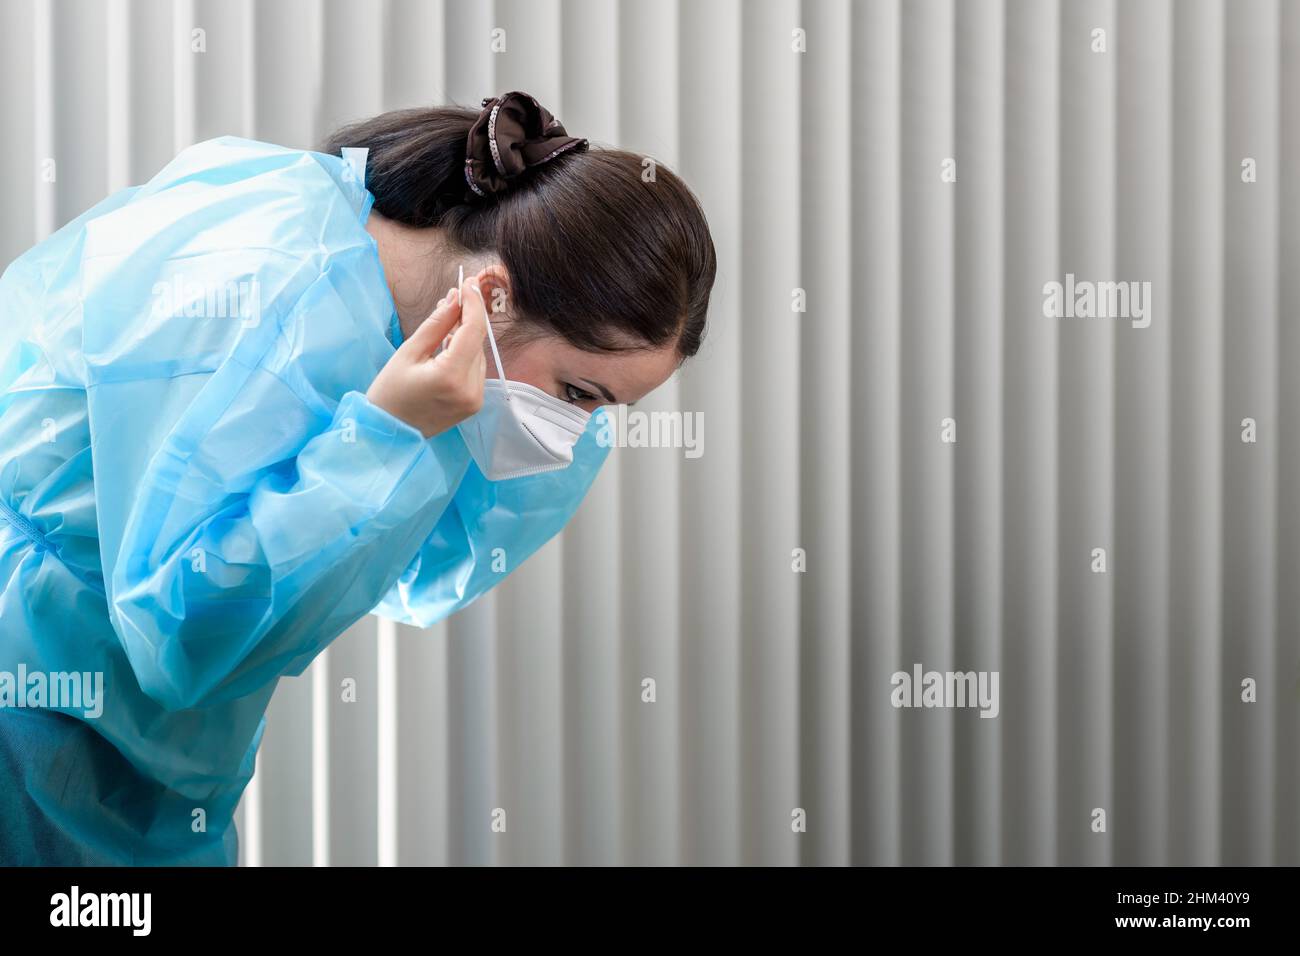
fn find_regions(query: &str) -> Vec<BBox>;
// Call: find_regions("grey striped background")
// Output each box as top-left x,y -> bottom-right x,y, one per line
0,0 -> 1296,865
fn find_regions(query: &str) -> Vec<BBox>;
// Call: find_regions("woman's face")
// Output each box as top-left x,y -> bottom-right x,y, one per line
476,270 -> 682,414
366,219 -> 681,412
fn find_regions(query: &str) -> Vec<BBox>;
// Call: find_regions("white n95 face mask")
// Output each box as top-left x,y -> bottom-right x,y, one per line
454,267 -> 591,481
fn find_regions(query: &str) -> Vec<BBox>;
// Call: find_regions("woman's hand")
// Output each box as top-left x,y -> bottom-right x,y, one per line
366,276 -> 489,438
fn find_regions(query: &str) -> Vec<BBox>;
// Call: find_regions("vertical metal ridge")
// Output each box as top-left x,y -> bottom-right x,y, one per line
105,0 -> 130,192
242,756 -> 263,867
797,0 -> 854,867
677,0 -> 743,868
954,0 -> 1006,866
737,0 -> 802,867
32,0 -> 54,241
311,649 -> 330,866
172,0 -> 196,152
1222,0 -> 1279,866
1056,0 -> 1117,867
899,0 -> 957,866
1275,0 -> 1300,866
377,618 -> 398,866
240,0 -> 256,137
850,0 -> 903,866
1001,0 -> 1061,865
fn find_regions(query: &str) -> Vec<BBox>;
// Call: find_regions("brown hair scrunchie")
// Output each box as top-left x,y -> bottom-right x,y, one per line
463,91 -> 588,199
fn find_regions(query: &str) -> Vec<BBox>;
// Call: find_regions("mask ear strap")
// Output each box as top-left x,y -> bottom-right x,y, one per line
478,289 -> 508,384
460,265 -> 507,384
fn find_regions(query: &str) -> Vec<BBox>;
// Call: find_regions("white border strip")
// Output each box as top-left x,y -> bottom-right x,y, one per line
311,648 -> 330,866
377,618 -> 399,866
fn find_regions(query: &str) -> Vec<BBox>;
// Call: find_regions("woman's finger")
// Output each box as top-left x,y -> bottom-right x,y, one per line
403,289 -> 461,358
441,320 -> 461,354
443,277 -> 489,367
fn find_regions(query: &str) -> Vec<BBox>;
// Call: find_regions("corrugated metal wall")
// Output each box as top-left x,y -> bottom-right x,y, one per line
1,0 -> 1297,865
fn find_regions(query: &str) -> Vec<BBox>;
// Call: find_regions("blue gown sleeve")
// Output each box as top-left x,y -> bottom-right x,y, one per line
80,137 -> 472,712
370,409 -> 612,628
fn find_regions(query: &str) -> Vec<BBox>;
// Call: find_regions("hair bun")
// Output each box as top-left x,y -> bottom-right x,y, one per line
463,91 -> 588,199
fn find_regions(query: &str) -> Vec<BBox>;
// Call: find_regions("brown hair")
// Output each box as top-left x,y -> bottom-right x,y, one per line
323,106 -> 716,357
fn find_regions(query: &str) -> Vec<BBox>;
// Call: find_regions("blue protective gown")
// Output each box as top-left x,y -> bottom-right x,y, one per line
0,136 -> 610,864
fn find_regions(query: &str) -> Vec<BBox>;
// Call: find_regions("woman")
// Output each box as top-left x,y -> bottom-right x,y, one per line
0,91 -> 716,864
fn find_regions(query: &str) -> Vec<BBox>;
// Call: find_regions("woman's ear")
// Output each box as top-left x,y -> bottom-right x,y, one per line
474,263 -> 512,317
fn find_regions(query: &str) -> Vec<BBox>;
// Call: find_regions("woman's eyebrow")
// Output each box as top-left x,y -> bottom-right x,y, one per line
579,377 -> 624,405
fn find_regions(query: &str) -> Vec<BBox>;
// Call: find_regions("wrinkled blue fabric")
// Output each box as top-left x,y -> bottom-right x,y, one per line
0,136 -> 610,864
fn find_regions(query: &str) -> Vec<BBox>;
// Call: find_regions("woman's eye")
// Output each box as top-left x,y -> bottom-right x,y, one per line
563,383 -> 595,405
